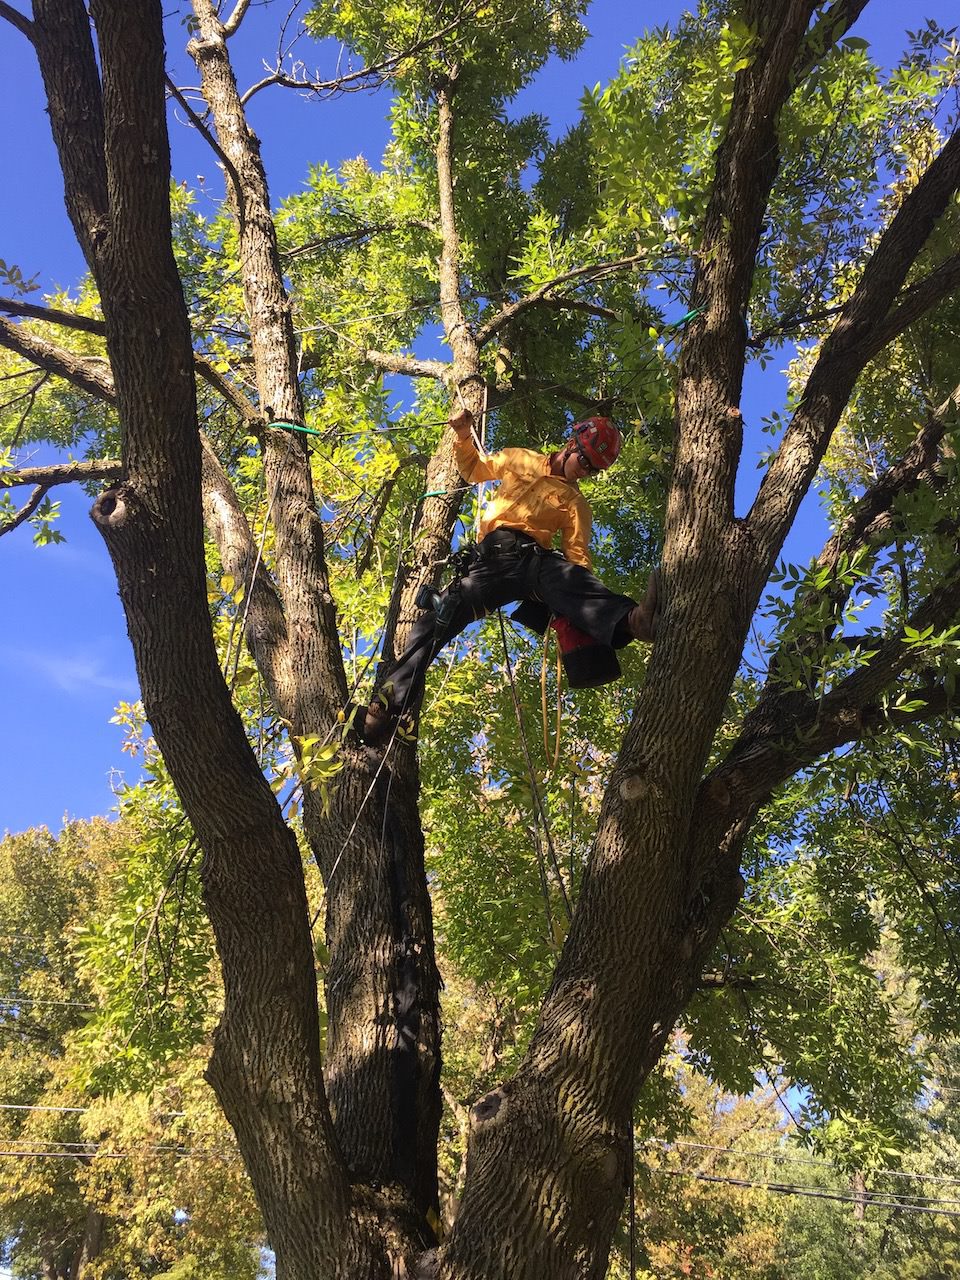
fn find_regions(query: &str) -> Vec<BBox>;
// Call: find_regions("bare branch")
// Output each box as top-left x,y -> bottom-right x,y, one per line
0,459 -> 122,489
299,339 -> 448,380
0,314 -> 115,401
354,452 -> 427,576
494,376 -> 604,411
240,1 -> 482,106
532,296 -> 620,325
192,352 -> 261,423
475,255 -> 645,347
748,125 -> 960,569
0,1 -> 33,41
165,75 -> 244,202
282,220 -> 435,262
0,296 -> 105,335
221,0 -> 251,37
0,484 -> 49,537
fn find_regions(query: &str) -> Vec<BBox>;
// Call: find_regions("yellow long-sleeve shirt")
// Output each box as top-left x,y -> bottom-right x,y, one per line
453,436 -> 593,569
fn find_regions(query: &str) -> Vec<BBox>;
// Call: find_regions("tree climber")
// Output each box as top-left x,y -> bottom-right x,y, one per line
360,408 -> 659,748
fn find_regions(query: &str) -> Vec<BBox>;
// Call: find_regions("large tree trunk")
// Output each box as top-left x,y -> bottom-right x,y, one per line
19,0 -> 960,1276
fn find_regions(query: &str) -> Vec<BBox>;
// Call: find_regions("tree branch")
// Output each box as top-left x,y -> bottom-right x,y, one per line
0,314 -> 115,401
299,342 -> 449,380
532,296 -> 620,325
475,255 -> 645,347
0,295 -> 105,334
30,0 -> 108,275
0,1 -> 33,41
221,0 -> 251,38
748,125 -> 960,570
822,379 -> 960,568
0,459 -> 122,489
0,484 -> 49,536
164,75 -> 244,203
282,220 -> 435,262
0,304 -> 259,422
862,252 -> 960,358
712,558 -> 960,821
671,1 -> 819,536
199,435 -> 292,702
192,352 -> 261,423
791,0 -> 870,84
239,1 -> 482,106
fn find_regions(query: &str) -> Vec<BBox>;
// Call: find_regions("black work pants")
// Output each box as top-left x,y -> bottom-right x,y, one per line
380,529 -> 637,715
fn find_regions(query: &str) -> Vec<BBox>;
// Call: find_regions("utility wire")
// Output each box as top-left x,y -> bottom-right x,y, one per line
643,1138 -> 960,1186
650,1165 -> 960,1218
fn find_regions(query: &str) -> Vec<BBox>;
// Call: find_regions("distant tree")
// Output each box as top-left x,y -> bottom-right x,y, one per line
2,1 -> 960,1277
0,822 -> 263,1280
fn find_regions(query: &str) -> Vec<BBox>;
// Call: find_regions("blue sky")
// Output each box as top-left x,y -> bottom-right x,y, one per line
0,0 -> 956,834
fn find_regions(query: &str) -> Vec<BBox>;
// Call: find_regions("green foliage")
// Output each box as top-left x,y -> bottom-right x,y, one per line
0,823 -> 264,1280
71,720 -> 218,1091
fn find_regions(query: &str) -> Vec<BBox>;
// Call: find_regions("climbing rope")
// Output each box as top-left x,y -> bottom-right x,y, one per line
497,610 -> 572,924
540,621 -> 562,771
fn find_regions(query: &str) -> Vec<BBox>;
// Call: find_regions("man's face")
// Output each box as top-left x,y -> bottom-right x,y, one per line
561,441 -> 601,481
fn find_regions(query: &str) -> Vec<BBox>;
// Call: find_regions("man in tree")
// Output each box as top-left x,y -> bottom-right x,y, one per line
362,406 -> 660,746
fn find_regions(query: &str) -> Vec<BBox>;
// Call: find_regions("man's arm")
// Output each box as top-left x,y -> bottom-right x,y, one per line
450,409 -> 504,483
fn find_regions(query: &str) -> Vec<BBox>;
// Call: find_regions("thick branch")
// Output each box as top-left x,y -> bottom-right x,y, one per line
862,252 -> 960,357
671,1 -> 818,530
189,0 -> 346,726
475,255 -> 645,347
0,296 -> 104,334
748,125 -> 960,569
199,435 -> 292,702
30,0 -> 109,275
0,1 -> 33,41
221,0 -> 250,37
0,459 -> 121,489
0,303 -> 259,422
0,314 -> 115,401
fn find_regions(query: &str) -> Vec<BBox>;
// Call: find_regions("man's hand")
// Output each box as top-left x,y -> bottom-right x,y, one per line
449,408 -> 474,439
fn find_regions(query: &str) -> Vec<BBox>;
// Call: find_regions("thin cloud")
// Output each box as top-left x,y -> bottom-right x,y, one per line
0,646 -> 138,698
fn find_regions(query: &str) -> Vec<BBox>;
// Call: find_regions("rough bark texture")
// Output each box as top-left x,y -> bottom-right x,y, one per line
11,0 -> 960,1276
184,0 -> 444,1230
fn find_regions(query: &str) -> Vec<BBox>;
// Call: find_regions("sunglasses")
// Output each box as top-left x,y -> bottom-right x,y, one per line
571,441 -> 600,474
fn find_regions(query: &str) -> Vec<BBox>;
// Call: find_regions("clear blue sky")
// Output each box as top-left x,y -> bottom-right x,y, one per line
0,0 -> 954,834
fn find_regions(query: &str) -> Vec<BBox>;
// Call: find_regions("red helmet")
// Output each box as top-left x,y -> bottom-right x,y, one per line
570,417 -> 622,470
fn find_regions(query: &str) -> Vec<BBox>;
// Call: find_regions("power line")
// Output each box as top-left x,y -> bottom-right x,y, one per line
651,1165 -> 960,1218
0,1102 -> 185,1117
0,995 -> 96,1009
643,1138 -> 960,1188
